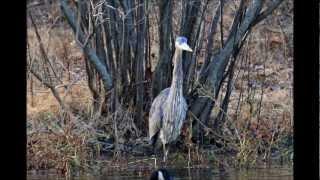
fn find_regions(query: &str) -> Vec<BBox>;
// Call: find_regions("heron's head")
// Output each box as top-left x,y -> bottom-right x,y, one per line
175,36 -> 193,52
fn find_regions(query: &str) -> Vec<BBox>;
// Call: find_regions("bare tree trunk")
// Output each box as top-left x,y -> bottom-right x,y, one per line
60,0 -> 113,91
134,0 -> 146,132
189,0 -> 283,140
151,0 -> 173,98
180,0 -> 205,95
180,0 -> 209,94
84,58 -> 101,114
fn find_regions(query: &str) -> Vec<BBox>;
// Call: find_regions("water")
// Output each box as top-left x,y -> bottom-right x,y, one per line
28,166 -> 292,180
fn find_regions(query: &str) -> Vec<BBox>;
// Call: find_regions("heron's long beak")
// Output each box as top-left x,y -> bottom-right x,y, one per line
181,43 -> 193,52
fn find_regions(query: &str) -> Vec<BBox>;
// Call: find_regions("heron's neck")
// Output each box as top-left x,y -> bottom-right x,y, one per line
170,49 -> 183,94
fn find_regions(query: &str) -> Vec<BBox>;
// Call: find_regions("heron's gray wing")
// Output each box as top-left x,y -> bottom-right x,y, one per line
161,96 -> 188,143
148,88 -> 170,140
181,98 -> 188,120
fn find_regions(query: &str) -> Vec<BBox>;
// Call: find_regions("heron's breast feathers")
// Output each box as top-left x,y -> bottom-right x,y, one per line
160,97 -> 188,143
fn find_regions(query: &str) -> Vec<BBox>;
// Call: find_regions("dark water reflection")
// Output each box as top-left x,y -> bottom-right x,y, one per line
28,166 -> 292,180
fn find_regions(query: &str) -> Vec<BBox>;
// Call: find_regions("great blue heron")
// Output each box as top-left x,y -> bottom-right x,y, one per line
149,36 -> 193,162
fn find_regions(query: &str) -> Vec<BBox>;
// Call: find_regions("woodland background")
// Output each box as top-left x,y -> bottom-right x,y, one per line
27,0 -> 293,174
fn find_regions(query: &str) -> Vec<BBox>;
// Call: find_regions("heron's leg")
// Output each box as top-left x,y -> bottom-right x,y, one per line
165,145 -> 170,162
154,146 -> 159,168
152,144 -> 158,168
163,143 -> 170,162
163,143 -> 166,162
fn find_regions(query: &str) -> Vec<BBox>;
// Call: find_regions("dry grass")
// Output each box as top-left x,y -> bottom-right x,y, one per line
27,83 -> 92,117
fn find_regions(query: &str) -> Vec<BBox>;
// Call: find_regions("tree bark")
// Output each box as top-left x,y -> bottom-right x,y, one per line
134,0 -> 146,132
151,0 -> 173,98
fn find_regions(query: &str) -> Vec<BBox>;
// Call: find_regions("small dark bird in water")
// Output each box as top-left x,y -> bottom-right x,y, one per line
148,36 -> 193,162
149,169 -> 173,180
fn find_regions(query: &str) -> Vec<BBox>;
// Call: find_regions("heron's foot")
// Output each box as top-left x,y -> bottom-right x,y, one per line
152,155 -> 158,169
163,153 -> 167,162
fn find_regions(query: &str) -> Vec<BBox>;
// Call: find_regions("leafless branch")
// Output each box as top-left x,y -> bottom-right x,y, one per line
60,0 -> 113,91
